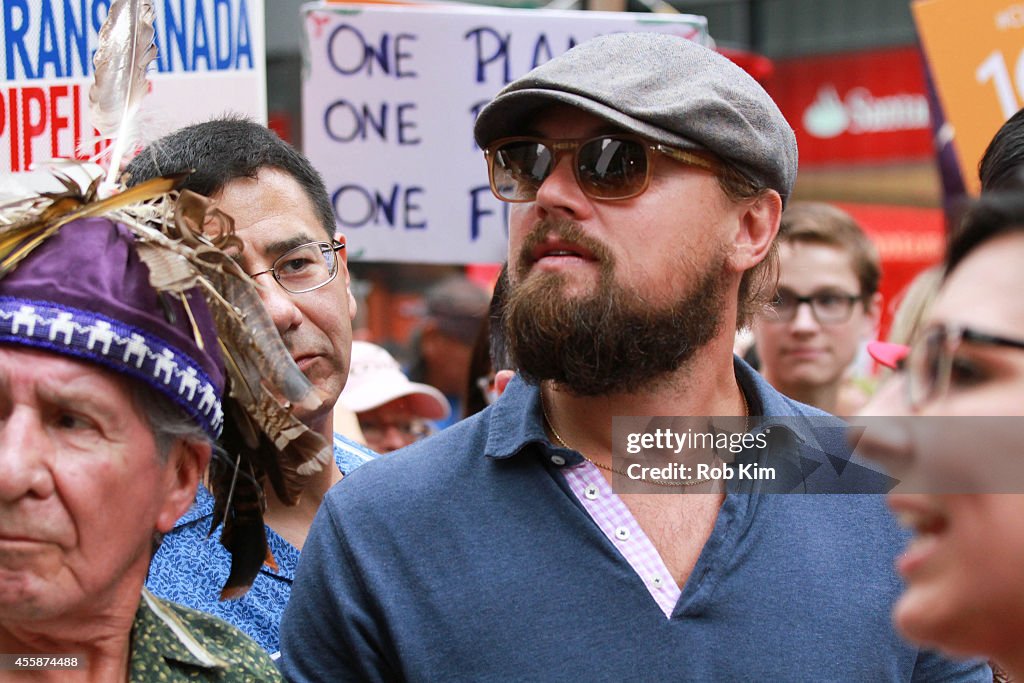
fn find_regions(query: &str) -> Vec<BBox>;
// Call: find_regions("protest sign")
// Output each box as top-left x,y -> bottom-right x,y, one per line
913,0 -> 1024,195
302,2 -> 707,263
0,0 -> 266,178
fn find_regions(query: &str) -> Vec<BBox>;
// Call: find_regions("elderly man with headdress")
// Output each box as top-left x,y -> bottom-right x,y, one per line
0,175 -> 316,680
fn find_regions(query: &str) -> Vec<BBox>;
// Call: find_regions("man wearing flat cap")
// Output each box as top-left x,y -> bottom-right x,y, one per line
281,33 -> 988,681
0,192 -> 281,680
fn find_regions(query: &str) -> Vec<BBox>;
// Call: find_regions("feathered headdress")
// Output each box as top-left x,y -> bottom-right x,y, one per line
0,0 -> 332,599
0,175 -> 332,598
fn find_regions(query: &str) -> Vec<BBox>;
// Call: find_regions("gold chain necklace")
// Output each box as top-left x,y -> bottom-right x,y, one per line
540,389 -> 751,488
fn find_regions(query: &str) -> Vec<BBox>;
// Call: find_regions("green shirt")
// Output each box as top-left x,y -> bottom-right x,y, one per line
129,589 -> 282,681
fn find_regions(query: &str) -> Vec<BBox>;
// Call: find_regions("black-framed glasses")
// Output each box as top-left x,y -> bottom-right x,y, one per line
764,289 -> 864,325
249,240 -> 344,294
905,322 -> 1024,409
483,134 -> 720,203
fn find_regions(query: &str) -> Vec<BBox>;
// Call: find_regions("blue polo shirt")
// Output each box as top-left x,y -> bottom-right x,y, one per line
280,360 -> 988,682
146,433 -> 375,656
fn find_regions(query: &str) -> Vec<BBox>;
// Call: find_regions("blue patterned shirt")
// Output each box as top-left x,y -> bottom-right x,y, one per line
146,433 -> 375,656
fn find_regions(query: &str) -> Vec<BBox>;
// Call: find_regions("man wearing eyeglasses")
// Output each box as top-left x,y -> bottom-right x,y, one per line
124,116 -> 375,656
281,34 -> 987,681
753,202 -> 882,415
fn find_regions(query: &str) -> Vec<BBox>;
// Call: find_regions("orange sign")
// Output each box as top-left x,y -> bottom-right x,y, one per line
913,0 -> 1024,194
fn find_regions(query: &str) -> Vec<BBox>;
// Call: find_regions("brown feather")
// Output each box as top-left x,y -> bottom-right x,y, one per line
0,174 -> 185,278
204,268 -> 321,411
89,0 -> 158,184
206,448 -> 276,600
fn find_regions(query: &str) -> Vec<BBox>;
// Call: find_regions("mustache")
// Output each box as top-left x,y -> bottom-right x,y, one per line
516,218 -> 614,278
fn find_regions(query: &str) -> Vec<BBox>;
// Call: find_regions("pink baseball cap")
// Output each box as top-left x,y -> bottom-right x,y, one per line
340,341 -> 451,420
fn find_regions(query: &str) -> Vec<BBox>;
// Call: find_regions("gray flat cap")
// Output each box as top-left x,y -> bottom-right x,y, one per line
473,32 -> 798,200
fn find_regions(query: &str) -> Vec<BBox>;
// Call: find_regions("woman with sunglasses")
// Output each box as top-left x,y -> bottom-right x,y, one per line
859,191 -> 1024,679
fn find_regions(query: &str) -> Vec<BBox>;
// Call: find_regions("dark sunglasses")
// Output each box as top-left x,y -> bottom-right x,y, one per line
483,134 -> 720,203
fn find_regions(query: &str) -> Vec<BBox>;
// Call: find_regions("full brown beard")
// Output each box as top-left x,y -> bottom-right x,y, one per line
504,218 -> 729,396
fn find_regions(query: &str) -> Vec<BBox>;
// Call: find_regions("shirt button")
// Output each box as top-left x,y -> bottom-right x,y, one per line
550,454 -> 566,466
615,527 -> 630,541
585,485 -> 599,500
652,576 -> 664,588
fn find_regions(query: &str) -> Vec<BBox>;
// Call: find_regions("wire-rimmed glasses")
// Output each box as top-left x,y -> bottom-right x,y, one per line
249,240 -> 345,294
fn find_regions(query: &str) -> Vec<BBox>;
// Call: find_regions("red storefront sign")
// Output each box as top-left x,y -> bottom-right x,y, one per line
834,202 -> 945,340
770,46 -> 934,166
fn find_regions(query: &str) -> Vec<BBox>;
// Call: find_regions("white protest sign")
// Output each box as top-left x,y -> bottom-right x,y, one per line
301,3 -> 707,264
0,0 -> 266,178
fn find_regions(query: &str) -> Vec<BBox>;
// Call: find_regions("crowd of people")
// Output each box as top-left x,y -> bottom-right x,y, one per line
1,28 -> 1022,683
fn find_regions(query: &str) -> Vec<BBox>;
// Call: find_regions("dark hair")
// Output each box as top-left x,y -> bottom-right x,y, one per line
462,264 -> 511,418
979,108 -> 1024,193
946,191 -> 1024,277
125,115 -> 335,238
487,264 -> 512,372
722,170 -> 778,330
